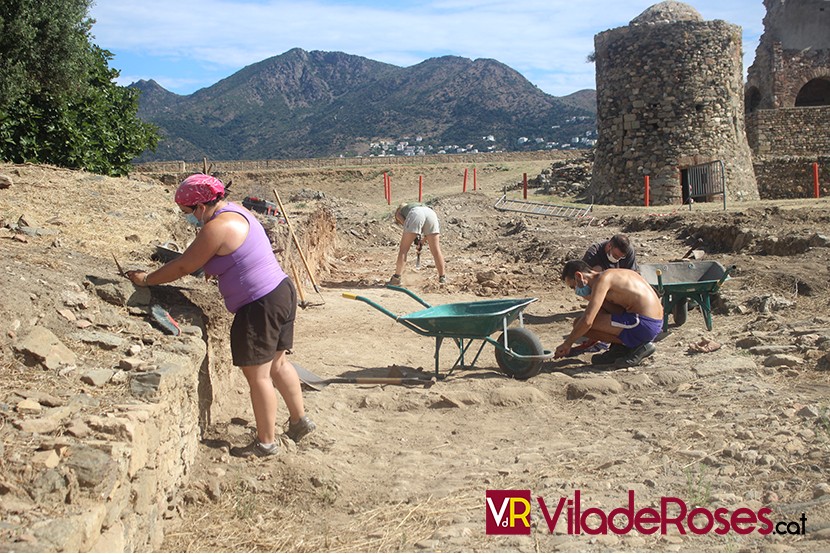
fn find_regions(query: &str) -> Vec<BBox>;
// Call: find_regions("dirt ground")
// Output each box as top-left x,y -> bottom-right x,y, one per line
2,157 -> 830,553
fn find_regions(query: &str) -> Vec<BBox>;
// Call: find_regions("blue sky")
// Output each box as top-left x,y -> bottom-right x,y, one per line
89,0 -> 766,98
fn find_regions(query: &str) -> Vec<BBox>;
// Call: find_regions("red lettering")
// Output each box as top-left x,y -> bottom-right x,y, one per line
634,507 -> 660,534
608,490 -> 635,534
757,508 -> 773,535
730,507 -> 757,535
537,496 -> 567,534
581,507 -> 608,535
687,507 -> 714,534
574,490 -> 581,534
713,507 -> 730,535
567,499 -> 574,534
661,497 -> 688,534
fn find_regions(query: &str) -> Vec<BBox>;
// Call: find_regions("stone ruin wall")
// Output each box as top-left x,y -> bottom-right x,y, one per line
590,19 -> 759,205
4,292 -> 205,552
746,107 -> 830,156
744,1 -> 830,200
2,217 -> 338,552
753,153 -> 830,199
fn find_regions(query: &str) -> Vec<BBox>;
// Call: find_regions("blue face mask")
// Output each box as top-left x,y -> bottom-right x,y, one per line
575,284 -> 592,297
185,213 -> 202,227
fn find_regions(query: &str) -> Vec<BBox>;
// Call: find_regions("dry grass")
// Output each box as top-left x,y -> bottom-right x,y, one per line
163,483 -> 479,552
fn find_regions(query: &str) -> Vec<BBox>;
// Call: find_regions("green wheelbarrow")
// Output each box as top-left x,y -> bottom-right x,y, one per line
343,285 -> 551,380
639,261 -> 736,332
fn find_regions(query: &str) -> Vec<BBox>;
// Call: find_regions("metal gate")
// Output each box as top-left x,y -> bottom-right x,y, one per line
494,194 -> 593,221
682,160 -> 726,210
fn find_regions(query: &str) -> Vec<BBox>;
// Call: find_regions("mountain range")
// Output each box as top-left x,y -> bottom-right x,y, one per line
131,48 -> 597,162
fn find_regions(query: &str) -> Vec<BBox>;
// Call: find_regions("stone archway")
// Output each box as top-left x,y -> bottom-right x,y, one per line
795,77 -> 830,107
745,86 -> 762,113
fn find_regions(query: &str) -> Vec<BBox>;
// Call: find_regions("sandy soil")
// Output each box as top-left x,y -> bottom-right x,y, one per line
2,158 -> 830,553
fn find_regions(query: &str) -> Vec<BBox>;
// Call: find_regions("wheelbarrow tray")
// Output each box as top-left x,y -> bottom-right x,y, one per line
639,261 -> 733,331
398,298 -> 537,337
639,261 -> 730,292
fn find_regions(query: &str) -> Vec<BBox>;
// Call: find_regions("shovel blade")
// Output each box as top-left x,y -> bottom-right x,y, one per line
292,362 -> 434,390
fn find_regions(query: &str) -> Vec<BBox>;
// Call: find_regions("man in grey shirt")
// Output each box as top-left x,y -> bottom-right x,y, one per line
582,234 -> 638,272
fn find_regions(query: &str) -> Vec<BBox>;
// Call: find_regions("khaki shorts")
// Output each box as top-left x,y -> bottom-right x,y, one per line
403,206 -> 440,235
230,278 -> 296,366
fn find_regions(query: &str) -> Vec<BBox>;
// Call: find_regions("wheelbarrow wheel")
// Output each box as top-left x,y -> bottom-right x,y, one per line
495,327 -> 545,380
672,301 -> 688,326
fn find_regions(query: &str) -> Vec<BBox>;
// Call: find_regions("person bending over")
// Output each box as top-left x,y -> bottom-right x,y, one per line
554,260 -> 662,367
388,202 -> 446,285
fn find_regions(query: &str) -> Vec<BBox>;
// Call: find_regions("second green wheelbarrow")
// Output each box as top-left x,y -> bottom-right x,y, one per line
639,261 -> 736,332
343,285 -> 552,380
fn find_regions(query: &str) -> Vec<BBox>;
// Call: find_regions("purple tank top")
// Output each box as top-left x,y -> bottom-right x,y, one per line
202,203 -> 287,313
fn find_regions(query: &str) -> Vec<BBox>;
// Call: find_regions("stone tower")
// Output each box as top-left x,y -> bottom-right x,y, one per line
746,0 -> 830,111
589,1 -> 760,205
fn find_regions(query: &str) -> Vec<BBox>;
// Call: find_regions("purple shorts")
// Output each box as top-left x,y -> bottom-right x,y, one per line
611,312 -> 662,348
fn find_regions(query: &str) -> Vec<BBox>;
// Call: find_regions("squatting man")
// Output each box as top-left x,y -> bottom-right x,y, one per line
554,260 -> 663,367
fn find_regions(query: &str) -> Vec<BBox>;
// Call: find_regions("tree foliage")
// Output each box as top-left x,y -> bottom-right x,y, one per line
0,0 -> 159,175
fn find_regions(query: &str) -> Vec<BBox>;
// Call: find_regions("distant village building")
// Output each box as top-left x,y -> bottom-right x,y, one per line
590,1 -> 759,205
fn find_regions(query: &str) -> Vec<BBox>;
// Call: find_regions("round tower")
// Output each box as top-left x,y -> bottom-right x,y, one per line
589,1 -> 759,205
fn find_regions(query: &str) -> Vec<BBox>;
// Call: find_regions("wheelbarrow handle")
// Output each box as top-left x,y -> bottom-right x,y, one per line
655,269 -> 664,293
384,284 -> 432,308
342,292 -> 398,320
342,292 -> 433,337
715,264 -> 737,289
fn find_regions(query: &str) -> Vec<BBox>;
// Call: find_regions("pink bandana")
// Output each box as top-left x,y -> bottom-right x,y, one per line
175,174 -> 225,206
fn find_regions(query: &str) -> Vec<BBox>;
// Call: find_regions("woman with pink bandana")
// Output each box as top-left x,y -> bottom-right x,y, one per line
127,174 -> 315,457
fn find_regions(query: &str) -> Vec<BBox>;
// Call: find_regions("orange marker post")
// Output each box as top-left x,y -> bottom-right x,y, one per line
383,172 -> 389,202
523,173 -> 528,200
473,168 -> 477,191
645,175 -> 650,207
463,168 -> 468,192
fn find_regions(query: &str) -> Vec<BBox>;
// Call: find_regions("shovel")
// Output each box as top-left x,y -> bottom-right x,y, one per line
414,234 -> 423,269
293,362 -> 434,391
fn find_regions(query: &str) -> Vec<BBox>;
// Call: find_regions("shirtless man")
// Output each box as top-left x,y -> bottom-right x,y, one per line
554,260 -> 663,367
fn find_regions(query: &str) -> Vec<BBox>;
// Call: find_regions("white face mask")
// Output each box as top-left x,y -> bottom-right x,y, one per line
607,252 -> 621,264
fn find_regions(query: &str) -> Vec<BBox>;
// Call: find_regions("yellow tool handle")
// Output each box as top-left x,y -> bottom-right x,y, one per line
342,293 -> 358,300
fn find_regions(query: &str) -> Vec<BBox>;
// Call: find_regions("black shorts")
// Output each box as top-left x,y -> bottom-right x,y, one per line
230,279 -> 296,366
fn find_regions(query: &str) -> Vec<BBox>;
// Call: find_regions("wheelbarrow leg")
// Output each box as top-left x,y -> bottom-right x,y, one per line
449,339 -> 480,373
434,337 -> 443,379
700,293 -> 714,331
661,294 -> 671,332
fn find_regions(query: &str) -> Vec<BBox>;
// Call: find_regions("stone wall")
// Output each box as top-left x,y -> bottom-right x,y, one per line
753,154 -> 830,199
746,106 -> 830,155
747,0 -> 830,109
3,279 -> 205,552
590,17 -> 759,206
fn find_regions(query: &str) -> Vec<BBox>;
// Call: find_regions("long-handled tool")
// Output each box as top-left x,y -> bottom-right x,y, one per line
290,265 -> 311,309
414,234 -> 423,269
293,362 -> 434,391
273,189 -> 325,305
